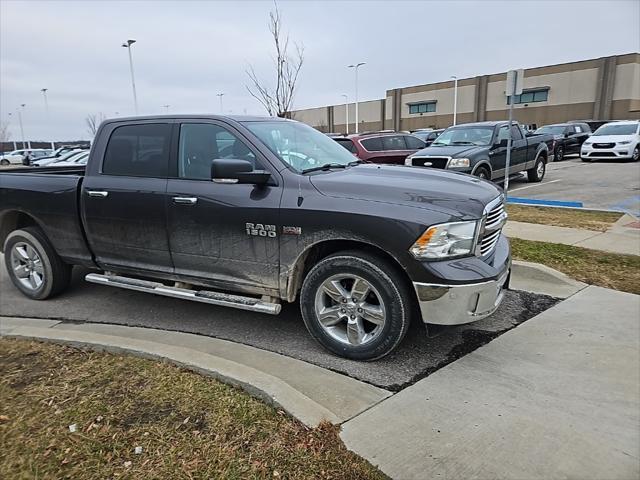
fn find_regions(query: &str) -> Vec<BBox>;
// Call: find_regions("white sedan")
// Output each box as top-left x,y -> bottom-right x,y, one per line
32,149 -> 87,167
0,149 -> 52,165
581,121 -> 640,162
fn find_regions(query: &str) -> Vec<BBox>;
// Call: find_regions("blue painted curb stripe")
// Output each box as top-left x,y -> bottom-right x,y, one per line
507,197 -> 584,208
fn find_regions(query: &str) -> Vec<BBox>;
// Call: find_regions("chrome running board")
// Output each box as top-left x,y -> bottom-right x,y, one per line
85,273 -> 281,315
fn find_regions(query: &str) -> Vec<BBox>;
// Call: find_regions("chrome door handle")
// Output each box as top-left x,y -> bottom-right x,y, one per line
172,196 -> 198,205
87,190 -> 108,198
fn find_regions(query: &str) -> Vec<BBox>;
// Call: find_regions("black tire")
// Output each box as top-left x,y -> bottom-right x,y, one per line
555,145 -> 564,162
632,145 -> 640,162
474,166 -> 491,181
527,156 -> 546,182
300,251 -> 412,361
0,159 -> 9,166
3,227 -> 72,300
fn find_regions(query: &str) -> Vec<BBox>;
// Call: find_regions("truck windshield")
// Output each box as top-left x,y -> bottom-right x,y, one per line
243,120 -> 357,172
593,123 -> 638,136
431,127 -> 494,146
535,125 -> 565,135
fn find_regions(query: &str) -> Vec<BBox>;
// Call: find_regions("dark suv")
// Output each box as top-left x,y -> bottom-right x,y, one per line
333,132 -> 426,164
534,123 -> 591,161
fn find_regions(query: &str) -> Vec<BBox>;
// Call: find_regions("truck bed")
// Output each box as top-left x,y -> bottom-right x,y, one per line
0,167 -> 93,266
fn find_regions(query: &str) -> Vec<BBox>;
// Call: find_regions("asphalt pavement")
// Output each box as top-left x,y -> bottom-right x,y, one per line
0,265 -> 557,389
508,155 -> 640,215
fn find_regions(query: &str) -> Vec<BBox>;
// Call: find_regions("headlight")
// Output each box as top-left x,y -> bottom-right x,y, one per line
410,221 -> 478,259
618,141 -> 631,145
405,156 -> 413,165
449,157 -> 470,168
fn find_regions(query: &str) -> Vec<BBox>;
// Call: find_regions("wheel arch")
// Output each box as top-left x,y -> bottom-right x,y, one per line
283,238 -> 416,305
0,210 -> 45,253
470,160 -> 493,178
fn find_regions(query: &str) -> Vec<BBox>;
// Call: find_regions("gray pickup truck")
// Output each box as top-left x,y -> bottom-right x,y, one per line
405,121 -> 554,182
1,115 -> 510,360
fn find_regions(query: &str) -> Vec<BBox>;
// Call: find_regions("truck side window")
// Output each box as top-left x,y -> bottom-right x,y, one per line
496,126 -> 510,144
103,124 -> 171,177
510,125 -> 523,140
178,123 -> 261,180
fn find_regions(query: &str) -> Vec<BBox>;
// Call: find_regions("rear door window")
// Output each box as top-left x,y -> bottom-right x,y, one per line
360,137 -> 383,152
404,135 -> 426,149
382,135 -> 407,151
102,124 -> 171,177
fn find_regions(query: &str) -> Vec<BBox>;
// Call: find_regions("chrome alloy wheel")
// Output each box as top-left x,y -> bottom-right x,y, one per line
314,274 -> 386,346
10,242 -> 45,291
537,160 -> 545,178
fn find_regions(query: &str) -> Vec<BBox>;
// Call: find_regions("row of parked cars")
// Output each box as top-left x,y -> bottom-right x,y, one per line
0,145 -> 90,167
328,119 -> 640,184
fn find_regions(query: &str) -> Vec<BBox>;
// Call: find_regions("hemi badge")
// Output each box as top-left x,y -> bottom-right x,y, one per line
283,226 -> 302,235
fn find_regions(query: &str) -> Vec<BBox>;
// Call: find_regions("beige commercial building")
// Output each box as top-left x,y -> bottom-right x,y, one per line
291,52 -> 640,133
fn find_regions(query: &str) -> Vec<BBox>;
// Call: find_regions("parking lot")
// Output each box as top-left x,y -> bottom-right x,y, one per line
0,264 -> 558,390
509,155 -> 640,216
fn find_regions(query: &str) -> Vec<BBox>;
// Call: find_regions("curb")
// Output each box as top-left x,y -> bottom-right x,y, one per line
0,317 -> 391,428
511,260 -> 587,299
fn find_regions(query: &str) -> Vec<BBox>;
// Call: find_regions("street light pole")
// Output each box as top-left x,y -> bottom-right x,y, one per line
216,93 -> 224,113
18,104 -> 26,148
341,94 -> 349,134
7,113 -> 17,150
348,62 -> 365,133
451,76 -> 458,126
41,88 -> 55,149
121,39 -> 139,114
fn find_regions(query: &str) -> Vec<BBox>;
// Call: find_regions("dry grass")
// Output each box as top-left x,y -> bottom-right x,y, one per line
511,238 -> 640,295
0,339 -> 386,480
506,204 -> 623,232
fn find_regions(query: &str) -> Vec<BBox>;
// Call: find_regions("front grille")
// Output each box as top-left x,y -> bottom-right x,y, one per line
590,152 -> 616,157
411,156 -> 449,169
593,143 -> 615,149
479,199 -> 506,256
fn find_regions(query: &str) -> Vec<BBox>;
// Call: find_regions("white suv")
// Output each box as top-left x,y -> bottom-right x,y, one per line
581,121 -> 640,162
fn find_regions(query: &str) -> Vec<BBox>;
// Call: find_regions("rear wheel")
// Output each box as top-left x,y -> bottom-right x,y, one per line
3,227 -> 72,300
527,156 -> 546,182
555,146 -> 564,162
300,251 -> 412,360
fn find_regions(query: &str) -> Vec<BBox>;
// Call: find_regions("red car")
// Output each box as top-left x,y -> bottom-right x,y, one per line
333,132 -> 426,164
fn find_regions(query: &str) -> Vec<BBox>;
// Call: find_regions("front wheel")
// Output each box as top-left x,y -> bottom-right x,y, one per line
474,166 -> 491,181
300,251 -> 412,360
0,159 -> 9,166
632,145 -> 639,162
527,157 -> 546,182
4,227 -> 72,300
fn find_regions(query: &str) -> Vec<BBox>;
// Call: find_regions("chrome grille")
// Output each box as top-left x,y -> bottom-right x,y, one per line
479,198 -> 506,256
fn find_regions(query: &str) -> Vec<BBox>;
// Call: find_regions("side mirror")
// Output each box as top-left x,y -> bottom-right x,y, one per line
564,133 -> 571,138
211,159 -> 271,185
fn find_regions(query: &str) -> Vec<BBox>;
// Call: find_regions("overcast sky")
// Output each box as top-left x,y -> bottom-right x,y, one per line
1,0 -> 638,141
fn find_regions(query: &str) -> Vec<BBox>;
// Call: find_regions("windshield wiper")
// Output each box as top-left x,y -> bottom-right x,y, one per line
301,163 -> 348,174
451,141 -> 475,145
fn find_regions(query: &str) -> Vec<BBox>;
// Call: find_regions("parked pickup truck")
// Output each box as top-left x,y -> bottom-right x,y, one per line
405,121 -> 554,183
1,115 -> 510,360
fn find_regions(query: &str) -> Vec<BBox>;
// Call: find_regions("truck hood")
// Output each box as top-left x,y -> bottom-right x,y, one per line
309,164 -> 501,219
410,144 -> 486,159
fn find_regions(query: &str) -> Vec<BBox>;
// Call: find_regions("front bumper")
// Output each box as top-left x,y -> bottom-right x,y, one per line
581,146 -> 633,159
413,268 -> 510,326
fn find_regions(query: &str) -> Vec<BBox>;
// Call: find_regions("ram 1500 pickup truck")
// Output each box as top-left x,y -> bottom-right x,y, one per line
405,121 -> 554,183
1,115 -> 510,360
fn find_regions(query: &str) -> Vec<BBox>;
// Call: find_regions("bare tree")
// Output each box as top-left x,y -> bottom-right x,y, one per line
0,121 -> 10,144
86,113 -> 106,136
246,2 -> 304,117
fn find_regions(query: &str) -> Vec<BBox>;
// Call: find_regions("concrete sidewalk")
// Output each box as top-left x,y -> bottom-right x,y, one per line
0,317 -> 390,427
340,286 -> 640,480
504,214 -> 640,255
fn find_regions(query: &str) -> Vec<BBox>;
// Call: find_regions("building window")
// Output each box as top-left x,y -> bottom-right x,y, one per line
507,88 -> 549,105
408,102 -> 436,114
